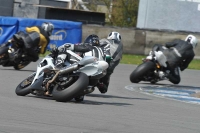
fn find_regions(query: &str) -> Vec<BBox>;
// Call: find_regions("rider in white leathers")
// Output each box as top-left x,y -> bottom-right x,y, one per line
97,31 -> 123,93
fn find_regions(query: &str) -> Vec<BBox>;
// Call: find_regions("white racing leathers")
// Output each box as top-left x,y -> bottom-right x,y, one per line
100,38 -> 123,73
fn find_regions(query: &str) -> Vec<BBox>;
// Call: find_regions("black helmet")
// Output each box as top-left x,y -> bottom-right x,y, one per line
41,22 -> 54,36
84,34 -> 100,46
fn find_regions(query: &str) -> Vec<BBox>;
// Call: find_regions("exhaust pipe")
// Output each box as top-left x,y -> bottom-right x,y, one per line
46,63 -> 79,89
59,63 -> 79,75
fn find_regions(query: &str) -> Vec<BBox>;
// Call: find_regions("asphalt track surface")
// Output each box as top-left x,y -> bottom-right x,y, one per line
0,61 -> 200,133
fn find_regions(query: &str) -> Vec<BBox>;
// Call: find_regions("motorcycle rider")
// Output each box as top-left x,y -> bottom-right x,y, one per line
50,34 -> 106,97
150,34 -> 197,84
97,31 -> 123,93
11,22 -> 54,62
52,34 -> 105,67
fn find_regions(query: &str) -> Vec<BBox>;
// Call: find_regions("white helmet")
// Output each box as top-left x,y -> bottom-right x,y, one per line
41,22 -> 54,36
107,31 -> 121,42
185,34 -> 198,48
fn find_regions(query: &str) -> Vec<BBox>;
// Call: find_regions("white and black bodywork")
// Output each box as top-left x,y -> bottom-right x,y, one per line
130,51 -> 172,84
15,49 -> 108,102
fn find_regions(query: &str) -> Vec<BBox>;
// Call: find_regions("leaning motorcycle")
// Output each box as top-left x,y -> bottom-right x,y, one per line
15,48 -> 108,102
0,36 -> 36,70
130,51 -> 170,84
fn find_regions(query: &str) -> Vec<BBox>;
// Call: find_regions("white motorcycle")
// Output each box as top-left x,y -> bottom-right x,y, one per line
15,48 -> 108,102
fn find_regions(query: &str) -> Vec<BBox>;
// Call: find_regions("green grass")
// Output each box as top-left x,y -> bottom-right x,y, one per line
40,52 -> 200,70
188,59 -> 200,70
120,54 -> 200,70
40,51 -> 50,57
120,54 -> 146,65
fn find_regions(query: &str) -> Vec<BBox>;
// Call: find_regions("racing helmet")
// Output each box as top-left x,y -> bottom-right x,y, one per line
185,34 -> 198,48
41,22 -> 54,36
84,34 -> 100,46
107,31 -> 121,42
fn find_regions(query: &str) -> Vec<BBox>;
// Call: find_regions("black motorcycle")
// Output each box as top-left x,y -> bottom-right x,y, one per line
130,51 -> 170,84
0,34 -> 39,70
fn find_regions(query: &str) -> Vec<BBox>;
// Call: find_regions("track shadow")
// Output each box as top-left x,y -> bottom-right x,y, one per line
24,94 -> 136,106
73,99 -> 133,106
0,68 -> 35,72
26,95 -> 54,100
86,93 -> 150,100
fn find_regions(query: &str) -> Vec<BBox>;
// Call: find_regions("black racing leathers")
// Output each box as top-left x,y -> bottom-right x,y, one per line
74,44 -> 93,52
152,39 -> 195,84
56,43 -> 105,66
14,26 -> 50,62
164,39 -> 195,71
73,44 -> 105,60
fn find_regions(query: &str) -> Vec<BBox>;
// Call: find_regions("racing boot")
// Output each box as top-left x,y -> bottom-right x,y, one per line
96,82 -> 108,94
74,95 -> 84,102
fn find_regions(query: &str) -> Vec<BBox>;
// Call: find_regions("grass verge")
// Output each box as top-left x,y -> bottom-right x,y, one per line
120,54 -> 200,70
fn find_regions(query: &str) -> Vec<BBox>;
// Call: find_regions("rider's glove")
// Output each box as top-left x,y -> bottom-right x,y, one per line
58,43 -> 74,53
50,47 -> 59,58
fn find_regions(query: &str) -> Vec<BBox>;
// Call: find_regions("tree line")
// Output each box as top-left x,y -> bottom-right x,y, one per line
85,0 -> 139,27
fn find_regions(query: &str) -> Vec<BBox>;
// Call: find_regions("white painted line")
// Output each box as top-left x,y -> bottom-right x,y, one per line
125,85 -> 200,105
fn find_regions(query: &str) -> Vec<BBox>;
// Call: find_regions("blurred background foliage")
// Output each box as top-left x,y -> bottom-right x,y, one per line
83,0 -> 139,27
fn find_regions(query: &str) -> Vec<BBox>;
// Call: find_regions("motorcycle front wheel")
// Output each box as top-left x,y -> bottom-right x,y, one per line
0,45 -> 9,65
15,73 -> 36,96
130,61 -> 155,83
52,72 -> 89,102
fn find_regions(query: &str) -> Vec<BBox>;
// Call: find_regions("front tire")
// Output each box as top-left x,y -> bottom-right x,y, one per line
0,46 -> 9,65
15,73 -> 36,96
52,72 -> 89,102
130,61 -> 155,83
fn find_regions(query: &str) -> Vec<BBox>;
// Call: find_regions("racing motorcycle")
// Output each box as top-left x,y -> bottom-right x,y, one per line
15,47 -> 108,102
130,51 -> 170,84
0,34 -> 38,70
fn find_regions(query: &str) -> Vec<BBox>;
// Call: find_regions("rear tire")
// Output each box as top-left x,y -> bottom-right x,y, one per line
52,72 -> 89,102
130,61 -> 155,83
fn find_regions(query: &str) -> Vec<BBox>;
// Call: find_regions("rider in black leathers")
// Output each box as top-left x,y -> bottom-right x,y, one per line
151,34 -> 197,84
12,22 -> 54,62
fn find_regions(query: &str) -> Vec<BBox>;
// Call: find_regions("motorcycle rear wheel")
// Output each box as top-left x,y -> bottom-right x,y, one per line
52,72 -> 89,102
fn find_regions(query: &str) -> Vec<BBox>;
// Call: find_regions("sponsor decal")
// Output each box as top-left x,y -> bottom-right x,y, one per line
50,30 -> 67,41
